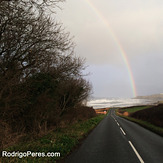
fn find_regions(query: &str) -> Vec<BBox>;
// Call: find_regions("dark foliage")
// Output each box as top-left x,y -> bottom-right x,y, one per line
0,0 -> 93,149
130,104 -> 163,128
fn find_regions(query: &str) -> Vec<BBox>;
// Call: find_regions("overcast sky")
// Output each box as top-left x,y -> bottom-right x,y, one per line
56,0 -> 163,98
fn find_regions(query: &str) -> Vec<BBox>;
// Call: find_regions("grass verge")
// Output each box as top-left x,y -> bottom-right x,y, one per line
0,115 -> 105,163
116,110 -> 163,137
121,106 -> 151,113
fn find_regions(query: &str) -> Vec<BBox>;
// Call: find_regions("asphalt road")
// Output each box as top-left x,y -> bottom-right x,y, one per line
66,108 -> 163,163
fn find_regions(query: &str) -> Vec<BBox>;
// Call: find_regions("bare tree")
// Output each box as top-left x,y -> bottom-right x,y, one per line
0,1 -> 73,100
0,0 -> 92,147
0,0 -> 74,133
58,77 -> 92,115
0,0 -> 65,14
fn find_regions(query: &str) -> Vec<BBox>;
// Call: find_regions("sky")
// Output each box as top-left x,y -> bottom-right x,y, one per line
55,0 -> 163,98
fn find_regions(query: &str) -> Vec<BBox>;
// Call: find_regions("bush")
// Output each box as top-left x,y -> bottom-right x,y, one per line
130,104 -> 163,128
0,0 -> 92,150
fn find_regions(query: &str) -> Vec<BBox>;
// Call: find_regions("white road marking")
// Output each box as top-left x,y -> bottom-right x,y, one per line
128,141 -> 144,163
111,116 -> 116,122
120,127 -> 126,135
117,122 -> 120,126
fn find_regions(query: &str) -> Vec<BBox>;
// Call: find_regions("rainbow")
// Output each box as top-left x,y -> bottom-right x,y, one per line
85,0 -> 137,97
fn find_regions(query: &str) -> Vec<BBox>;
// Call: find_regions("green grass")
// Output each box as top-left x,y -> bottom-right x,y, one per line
121,106 -> 152,113
0,115 -> 105,163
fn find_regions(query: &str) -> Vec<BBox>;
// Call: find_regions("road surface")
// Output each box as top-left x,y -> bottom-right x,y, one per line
66,108 -> 163,163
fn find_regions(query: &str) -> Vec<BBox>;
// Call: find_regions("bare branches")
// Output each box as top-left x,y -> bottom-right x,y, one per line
0,1 -> 72,81
0,0 -> 92,145
0,0 -> 65,14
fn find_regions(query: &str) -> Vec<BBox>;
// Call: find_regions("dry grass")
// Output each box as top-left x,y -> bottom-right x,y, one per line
95,108 -> 110,115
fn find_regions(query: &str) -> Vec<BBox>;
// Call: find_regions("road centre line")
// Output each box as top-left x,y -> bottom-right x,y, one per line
128,141 -> 144,163
111,116 -> 116,121
113,116 -> 125,134
120,127 -> 126,135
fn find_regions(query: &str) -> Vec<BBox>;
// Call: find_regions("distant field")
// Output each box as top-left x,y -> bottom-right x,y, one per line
117,104 -> 163,136
119,105 -> 151,113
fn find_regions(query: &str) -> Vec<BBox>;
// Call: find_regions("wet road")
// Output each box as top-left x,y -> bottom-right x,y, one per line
66,108 -> 163,163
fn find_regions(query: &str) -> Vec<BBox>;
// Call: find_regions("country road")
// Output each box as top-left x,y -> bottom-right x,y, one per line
66,108 -> 163,163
